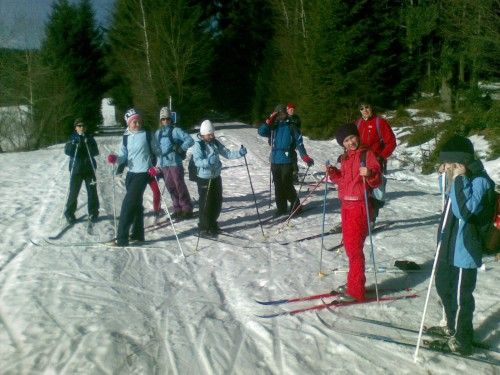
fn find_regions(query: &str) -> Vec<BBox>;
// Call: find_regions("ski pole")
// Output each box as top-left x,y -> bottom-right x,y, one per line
158,176 -> 185,258
362,173 -> 379,303
60,141 -> 80,225
111,163 -> 117,238
318,162 -> 330,277
414,199 -> 452,362
440,172 -> 446,212
268,130 -> 274,208
195,177 -> 212,252
297,165 -> 311,197
278,175 -> 325,231
243,151 -> 265,237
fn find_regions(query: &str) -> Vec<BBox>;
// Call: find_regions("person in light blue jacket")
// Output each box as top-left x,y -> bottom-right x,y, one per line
192,119 -> 247,236
432,135 -> 496,356
107,108 -> 160,246
155,106 -> 194,219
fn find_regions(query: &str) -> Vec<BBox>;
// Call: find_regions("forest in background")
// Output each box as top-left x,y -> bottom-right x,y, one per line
0,0 -> 498,163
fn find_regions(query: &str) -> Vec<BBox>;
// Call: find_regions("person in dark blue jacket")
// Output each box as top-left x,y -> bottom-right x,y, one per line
64,118 -> 100,224
432,135 -> 495,355
258,104 -> 314,216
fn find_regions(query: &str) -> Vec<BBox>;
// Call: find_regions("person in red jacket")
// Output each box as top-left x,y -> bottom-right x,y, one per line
327,123 -> 381,301
356,102 -> 396,224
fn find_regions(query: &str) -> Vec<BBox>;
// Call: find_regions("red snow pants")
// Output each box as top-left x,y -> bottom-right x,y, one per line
340,200 -> 369,301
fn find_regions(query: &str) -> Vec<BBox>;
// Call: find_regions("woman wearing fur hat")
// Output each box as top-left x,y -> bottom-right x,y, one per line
155,106 -> 194,220
192,120 -> 247,236
428,135 -> 496,355
326,123 -> 382,302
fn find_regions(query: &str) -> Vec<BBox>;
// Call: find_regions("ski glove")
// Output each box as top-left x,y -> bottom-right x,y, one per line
208,154 -> 218,166
239,145 -> 247,156
302,155 -> 314,167
148,166 -> 159,177
70,134 -> 81,145
265,112 -> 277,125
107,154 -> 118,164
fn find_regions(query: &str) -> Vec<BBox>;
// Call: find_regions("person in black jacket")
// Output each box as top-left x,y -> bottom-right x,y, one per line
64,118 -> 100,224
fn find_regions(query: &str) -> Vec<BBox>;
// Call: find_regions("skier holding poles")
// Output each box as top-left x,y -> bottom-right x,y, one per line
191,120 -> 247,237
258,104 -> 314,218
326,123 -> 381,302
63,118 -> 100,225
414,135 -> 496,358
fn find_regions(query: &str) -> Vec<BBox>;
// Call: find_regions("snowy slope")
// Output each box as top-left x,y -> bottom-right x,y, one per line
0,122 -> 498,375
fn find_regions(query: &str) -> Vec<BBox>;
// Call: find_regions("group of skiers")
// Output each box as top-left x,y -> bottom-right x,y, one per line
63,100 -> 496,357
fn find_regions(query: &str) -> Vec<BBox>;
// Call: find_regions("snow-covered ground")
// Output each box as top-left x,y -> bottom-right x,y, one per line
0,121 -> 498,374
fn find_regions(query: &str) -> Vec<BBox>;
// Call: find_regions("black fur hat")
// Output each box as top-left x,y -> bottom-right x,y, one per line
335,123 -> 359,146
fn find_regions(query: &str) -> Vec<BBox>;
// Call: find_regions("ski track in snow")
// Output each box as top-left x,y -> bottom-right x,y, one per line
0,123 -> 499,374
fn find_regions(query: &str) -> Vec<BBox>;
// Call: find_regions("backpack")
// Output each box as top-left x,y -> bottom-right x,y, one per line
159,126 -> 187,160
117,131 -> 156,174
484,190 -> 500,253
188,140 -> 206,182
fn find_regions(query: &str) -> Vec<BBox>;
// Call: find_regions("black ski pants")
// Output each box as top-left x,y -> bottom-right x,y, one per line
116,172 -> 149,245
271,163 -> 298,213
197,176 -> 222,231
435,260 -> 477,347
65,172 -> 99,218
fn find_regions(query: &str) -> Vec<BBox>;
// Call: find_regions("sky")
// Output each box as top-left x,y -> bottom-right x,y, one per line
0,0 -> 115,49
0,106 -> 498,373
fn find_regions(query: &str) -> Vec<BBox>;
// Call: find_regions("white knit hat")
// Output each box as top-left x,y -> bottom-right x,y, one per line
159,107 -> 171,120
200,119 -> 215,135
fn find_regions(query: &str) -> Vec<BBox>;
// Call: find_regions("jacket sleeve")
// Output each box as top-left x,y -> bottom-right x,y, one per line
217,140 -> 241,160
365,150 -> 382,188
192,142 -> 210,168
64,141 -> 76,157
87,137 -> 99,157
378,117 -> 396,159
327,166 -> 342,184
450,175 -> 490,221
177,129 -> 195,151
293,128 -> 307,157
258,123 -> 271,137
117,139 -> 128,166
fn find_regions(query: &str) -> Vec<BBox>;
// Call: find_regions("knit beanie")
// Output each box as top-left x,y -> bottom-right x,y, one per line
286,102 -> 296,110
274,104 -> 286,114
159,107 -> 171,120
124,108 -> 140,126
335,123 -> 359,146
200,119 -> 215,135
438,135 -> 475,165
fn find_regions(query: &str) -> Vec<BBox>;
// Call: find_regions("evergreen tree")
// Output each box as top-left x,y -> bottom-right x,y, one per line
206,0 -> 274,120
107,0 -> 211,128
36,0 -> 106,144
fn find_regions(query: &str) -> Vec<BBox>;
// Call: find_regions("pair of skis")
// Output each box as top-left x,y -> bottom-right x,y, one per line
255,288 -> 417,318
316,311 -> 499,366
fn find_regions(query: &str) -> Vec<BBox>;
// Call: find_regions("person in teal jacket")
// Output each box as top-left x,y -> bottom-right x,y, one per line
192,119 -> 247,236
433,135 -> 495,355
258,104 -> 314,216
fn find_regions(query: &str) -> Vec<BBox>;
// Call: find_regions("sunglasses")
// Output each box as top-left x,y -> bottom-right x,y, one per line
359,106 -> 371,110
75,124 -> 85,127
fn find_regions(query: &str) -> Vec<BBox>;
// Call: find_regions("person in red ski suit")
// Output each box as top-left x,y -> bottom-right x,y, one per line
356,102 -> 396,223
327,123 -> 381,301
